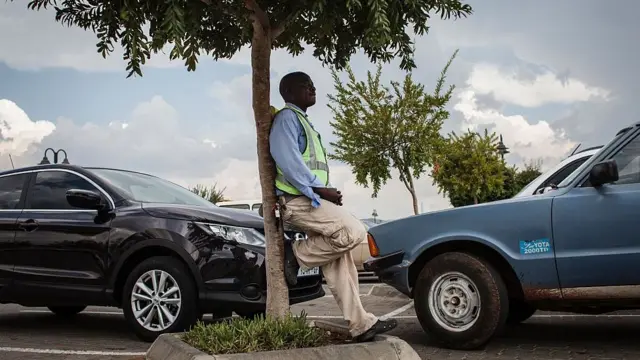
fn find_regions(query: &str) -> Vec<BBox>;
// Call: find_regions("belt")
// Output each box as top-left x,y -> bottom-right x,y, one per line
279,193 -> 301,204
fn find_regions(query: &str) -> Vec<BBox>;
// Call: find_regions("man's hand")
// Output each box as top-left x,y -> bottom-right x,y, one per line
314,187 -> 343,206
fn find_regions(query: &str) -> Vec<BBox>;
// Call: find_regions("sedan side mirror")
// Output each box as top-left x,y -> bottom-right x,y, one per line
589,159 -> 619,187
66,189 -> 107,210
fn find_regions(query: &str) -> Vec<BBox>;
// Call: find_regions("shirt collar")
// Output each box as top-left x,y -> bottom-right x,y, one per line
285,102 -> 308,118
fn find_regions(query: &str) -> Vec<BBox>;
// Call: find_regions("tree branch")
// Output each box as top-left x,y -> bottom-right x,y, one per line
244,0 -> 270,30
272,10 -> 298,39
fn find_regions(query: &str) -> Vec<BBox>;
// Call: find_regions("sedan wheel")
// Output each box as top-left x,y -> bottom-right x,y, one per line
122,256 -> 199,342
428,272 -> 481,332
414,252 -> 509,350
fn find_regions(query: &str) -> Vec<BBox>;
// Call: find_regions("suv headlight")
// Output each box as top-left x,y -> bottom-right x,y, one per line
196,223 -> 265,247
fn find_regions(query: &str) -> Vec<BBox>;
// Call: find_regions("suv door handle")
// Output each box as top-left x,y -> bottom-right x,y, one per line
18,219 -> 39,232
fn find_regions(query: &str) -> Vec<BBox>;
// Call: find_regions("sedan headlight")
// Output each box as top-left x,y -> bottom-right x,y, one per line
196,223 -> 265,247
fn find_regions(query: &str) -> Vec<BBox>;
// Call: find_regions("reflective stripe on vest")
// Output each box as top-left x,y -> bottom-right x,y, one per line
274,105 -> 329,195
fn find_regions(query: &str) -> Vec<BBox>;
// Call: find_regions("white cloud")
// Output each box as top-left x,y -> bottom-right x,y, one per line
0,1 -> 181,72
454,89 -> 577,168
466,64 -> 610,107
0,96 -> 242,185
0,99 -> 55,155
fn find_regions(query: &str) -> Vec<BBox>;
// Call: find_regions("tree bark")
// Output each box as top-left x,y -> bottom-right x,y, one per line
406,172 -> 419,215
249,10 -> 290,319
400,164 -> 420,215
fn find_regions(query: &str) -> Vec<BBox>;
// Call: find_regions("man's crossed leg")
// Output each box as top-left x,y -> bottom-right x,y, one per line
281,196 -> 397,342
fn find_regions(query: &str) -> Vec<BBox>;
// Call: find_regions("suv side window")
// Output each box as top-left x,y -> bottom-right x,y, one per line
0,174 -> 28,209
27,171 -> 100,210
608,133 -> 640,186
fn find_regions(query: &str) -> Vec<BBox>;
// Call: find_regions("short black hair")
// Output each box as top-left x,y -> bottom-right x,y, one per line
279,71 -> 310,99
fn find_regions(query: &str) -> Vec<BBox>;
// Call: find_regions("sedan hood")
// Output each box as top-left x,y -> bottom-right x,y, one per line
367,193 -> 554,257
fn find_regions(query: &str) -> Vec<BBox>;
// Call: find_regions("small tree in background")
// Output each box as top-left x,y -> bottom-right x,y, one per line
191,183 -> 228,204
431,129 -> 505,205
514,159 -> 543,190
328,51 -> 458,215
16,0 -> 473,318
446,159 -> 543,207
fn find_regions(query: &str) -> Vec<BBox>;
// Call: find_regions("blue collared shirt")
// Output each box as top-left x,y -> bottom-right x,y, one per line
269,103 -> 327,207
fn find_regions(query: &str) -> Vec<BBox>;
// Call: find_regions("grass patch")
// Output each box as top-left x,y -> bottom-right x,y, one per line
182,312 -> 334,355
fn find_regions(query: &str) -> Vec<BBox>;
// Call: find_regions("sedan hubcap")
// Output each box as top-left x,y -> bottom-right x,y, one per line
131,270 -> 182,332
428,271 -> 480,332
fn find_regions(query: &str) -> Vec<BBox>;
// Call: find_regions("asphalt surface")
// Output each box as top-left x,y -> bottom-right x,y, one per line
1,283 -> 639,359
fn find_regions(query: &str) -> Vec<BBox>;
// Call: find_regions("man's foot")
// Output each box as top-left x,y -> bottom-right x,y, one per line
284,240 -> 300,286
354,319 -> 398,342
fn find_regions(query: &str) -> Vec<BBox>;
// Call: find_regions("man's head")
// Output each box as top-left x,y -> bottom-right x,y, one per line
279,71 -> 316,110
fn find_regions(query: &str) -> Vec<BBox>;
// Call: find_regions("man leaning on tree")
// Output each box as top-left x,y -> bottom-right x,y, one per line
269,71 -> 398,342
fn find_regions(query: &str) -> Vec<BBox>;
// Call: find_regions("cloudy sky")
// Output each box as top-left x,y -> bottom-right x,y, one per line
0,0 -> 633,219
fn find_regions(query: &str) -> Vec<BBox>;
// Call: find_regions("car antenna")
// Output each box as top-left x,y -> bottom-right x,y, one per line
569,143 -> 581,156
8,154 -> 14,169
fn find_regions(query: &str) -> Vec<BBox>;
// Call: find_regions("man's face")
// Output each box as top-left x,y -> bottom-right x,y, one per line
294,77 -> 316,107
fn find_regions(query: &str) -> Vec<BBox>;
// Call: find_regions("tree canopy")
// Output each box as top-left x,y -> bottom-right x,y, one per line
24,0 -> 473,77
327,50 -> 457,214
431,129 -> 506,205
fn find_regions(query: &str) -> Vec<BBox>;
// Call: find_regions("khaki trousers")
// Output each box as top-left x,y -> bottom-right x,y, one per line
281,196 -> 378,337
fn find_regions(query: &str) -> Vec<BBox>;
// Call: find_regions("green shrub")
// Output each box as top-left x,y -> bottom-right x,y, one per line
182,312 -> 331,355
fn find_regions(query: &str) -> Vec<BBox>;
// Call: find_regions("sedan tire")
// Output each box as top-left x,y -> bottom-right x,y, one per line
506,299 -> 536,324
414,252 -> 509,350
122,256 -> 200,342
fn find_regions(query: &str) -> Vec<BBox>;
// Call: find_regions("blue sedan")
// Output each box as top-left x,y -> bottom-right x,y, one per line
364,122 -> 640,350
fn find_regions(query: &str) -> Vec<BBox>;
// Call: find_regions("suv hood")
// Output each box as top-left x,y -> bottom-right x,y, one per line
141,203 -> 265,229
140,203 -> 305,235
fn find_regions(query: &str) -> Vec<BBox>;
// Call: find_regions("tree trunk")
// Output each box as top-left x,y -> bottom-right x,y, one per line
250,22 -> 290,319
406,172 -> 419,215
409,189 -> 419,215
474,196 -> 478,204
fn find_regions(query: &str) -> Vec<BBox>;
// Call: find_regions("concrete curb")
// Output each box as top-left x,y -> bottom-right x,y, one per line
368,284 -> 410,299
146,333 -> 421,360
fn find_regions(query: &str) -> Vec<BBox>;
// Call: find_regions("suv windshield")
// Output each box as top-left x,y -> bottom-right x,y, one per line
90,168 -> 216,207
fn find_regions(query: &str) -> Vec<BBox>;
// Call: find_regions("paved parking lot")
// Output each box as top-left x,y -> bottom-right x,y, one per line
1,284 -> 640,360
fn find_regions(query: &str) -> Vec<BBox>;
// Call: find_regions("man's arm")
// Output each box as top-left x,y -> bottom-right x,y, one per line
270,109 -> 325,207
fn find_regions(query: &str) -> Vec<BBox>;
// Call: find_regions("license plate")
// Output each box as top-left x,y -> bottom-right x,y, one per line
298,267 -> 319,277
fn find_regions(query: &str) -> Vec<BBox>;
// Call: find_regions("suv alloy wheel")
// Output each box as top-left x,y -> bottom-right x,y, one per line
121,256 -> 200,342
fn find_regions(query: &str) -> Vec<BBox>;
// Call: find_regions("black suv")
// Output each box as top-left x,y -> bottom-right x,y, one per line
0,164 -> 324,341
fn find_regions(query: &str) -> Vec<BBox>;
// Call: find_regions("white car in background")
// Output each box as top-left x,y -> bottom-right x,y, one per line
217,198 -> 376,271
514,145 -> 603,197
217,199 -> 262,212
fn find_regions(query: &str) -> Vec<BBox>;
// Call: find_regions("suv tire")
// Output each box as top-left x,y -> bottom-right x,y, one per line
414,252 -> 509,350
122,256 -> 200,342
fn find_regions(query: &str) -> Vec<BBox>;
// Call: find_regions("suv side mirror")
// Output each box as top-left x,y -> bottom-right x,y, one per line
589,159 -> 619,187
66,189 -> 107,210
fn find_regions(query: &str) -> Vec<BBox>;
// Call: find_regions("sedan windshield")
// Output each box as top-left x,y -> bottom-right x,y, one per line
90,168 -> 216,207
